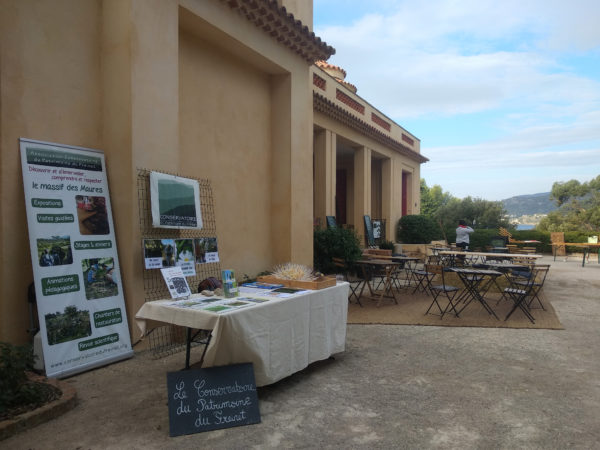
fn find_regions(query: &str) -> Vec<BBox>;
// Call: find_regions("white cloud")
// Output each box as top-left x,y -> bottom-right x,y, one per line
316,0 -> 600,119
314,0 -> 600,199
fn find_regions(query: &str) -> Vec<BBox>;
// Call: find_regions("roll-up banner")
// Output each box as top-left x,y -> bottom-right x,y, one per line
20,138 -> 133,378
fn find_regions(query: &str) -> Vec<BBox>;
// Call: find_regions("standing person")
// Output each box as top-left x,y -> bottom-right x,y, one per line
456,220 -> 474,251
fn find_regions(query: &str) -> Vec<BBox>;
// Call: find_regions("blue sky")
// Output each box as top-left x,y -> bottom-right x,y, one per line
313,0 -> 600,201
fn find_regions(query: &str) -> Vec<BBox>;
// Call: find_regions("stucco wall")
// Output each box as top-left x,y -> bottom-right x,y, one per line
1,0 -> 315,344
179,30 -> 273,276
0,0 -> 103,343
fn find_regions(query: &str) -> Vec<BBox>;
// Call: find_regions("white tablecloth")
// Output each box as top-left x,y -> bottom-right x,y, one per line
135,282 -> 349,386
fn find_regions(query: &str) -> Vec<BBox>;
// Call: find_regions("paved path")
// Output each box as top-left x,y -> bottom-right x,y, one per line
4,256 -> 600,449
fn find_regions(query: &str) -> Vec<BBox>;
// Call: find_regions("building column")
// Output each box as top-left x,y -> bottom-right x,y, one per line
381,158 -> 394,242
102,0 -> 179,341
313,129 -> 336,227
270,62 -> 313,267
353,146 -> 371,246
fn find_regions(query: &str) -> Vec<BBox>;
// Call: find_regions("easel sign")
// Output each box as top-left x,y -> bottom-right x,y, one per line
166,363 -> 261,437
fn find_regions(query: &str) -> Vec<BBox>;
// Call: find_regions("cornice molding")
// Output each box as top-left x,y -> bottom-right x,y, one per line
313,93 -> 428,163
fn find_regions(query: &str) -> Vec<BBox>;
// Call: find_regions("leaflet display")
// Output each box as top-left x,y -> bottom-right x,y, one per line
20,138 -> 133,378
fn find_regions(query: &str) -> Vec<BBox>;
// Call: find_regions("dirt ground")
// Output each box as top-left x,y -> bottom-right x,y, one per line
3,255 -> 600,449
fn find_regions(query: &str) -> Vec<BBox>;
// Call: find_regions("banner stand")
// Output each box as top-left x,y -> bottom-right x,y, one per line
20,138 -> 133,378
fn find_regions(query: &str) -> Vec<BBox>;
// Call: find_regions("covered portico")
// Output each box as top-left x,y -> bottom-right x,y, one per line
312,63 -> 428,244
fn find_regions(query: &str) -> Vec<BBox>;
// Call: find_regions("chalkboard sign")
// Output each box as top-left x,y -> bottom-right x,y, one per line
166,363 -> 261,437
364,215 -> 375,247
326,216 -> 337,228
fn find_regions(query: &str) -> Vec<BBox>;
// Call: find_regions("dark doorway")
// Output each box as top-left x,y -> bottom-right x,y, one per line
336,169 -> 347,225
402,172 -> 409,216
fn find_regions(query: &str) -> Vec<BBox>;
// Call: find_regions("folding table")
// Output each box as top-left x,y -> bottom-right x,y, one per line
354,259 -> 400,307
450,267 -> 503,319
135,283 -> 349,386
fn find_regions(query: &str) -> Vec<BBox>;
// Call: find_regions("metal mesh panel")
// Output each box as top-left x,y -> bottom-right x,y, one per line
136,168 -> 220,358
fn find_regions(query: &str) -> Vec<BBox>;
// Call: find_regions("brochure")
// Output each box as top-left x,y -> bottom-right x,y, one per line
160,266 -> 191,299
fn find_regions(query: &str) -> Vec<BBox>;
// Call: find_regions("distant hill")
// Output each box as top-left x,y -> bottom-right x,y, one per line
502,192 -> 557,216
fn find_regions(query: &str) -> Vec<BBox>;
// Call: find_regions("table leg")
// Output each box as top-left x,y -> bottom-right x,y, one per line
184,328 -> 213,370
377,267 -> 397,307
185,327 -> 192,369
456,275 -> 499,320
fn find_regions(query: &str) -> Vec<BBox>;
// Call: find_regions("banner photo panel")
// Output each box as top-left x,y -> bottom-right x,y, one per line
20,138 -> 133,378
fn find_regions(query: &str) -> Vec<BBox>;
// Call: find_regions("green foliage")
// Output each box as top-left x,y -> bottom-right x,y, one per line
420,179 -> 509,232
396,215 -> 442,244
420,179 -> 453,217
0,342 -> 59,419
0,342 -> 33,398
378,240 -> 395,251
314,227 -> 362,274
436,196 -> 509,230
538,175 -> 600,232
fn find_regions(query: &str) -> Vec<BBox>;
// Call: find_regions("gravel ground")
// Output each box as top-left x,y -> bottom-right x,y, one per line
3,255 -> 600,450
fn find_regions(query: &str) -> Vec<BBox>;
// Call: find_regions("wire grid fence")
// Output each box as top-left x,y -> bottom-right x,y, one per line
136,168 -> 220,358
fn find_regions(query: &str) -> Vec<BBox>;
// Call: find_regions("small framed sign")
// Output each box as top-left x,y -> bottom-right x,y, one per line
150,171 -> 202,229
166,363 -> 261,436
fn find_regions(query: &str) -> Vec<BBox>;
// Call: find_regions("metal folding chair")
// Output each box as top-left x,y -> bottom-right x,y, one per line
503,266 -> 540,323
411,256 -> 437,295
424,264 -> 461,318
514,264 -> 550,310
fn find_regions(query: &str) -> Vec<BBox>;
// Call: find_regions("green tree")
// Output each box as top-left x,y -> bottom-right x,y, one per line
538,175 -> 600,232
420,179 -> 509,235
435,196 -> 508,230
420,179 -> 452,217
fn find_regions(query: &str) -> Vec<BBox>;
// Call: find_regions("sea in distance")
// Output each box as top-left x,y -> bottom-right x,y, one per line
516,224 -> 535,230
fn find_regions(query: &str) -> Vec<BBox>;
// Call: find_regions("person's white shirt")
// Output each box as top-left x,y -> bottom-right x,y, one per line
456,225 -> 474,244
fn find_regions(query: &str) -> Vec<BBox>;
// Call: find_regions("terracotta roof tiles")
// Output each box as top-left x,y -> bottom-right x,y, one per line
220,0 -> 335,63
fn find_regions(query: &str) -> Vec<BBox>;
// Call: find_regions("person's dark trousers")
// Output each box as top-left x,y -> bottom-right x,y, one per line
456,242 -> 468,266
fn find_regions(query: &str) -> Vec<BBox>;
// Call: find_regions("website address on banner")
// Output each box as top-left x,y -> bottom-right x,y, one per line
49,343 -> 129,369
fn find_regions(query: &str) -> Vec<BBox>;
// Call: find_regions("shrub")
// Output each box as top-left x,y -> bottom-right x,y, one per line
396,215 -> 442,244
314,226 -> 362,274
0,342 -> 60,420
378,239 -> 395,251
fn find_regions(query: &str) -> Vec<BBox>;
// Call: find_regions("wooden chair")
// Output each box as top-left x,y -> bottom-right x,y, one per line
551,232 -> 566,257
499,227 -> 525,244
362,248 -> 393,290
332,257 -> 365,306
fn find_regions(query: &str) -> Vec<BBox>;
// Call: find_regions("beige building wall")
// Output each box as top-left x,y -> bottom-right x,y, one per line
1,0 -> 323,344
279,0 -> 313,29
1,0 -> 104,343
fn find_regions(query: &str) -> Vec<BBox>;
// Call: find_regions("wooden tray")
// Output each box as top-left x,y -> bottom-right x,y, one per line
257,275 -> 337,290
